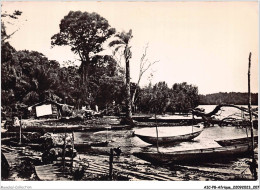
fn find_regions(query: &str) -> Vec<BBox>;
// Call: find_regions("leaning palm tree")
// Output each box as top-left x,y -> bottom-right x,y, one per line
109,30 -> 133,120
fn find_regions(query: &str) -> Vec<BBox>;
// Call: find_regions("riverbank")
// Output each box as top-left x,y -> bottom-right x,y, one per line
2,143 -> 257,181
1,115 -> 258,181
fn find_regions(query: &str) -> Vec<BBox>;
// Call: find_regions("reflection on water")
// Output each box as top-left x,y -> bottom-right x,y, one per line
73,105 -> 258,179
74,125 -> 257,155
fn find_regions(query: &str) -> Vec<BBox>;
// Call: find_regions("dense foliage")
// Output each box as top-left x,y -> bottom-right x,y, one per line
1,42 -> 125,113
136,82 -> 200,114
2,10 -> 124,116
199,92 -> 258,105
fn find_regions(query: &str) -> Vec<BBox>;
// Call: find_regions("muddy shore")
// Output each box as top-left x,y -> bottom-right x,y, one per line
1,116 -> 257,181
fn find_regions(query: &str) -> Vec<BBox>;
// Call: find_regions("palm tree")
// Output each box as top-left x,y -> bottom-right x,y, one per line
109,30 -> 133,119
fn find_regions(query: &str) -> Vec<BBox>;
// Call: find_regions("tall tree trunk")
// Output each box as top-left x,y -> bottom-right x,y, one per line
81,58 -> 90,104
125,57 -> 132,118
81,61 -> 86,85
131,79 -> 140,112
85,56 -> 90,89
81,60 -> 89,86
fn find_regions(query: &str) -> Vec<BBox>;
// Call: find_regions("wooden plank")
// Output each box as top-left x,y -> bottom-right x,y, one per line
88,165 -> 109,172
1,149 -> 9,153
84,170 -> 107,175
179,165 -> 249,175
87,159 -> 178,181
112,165 -> 172,181
88,162 -> 109,170
3,152 -> 18,167
35,164 -> 72,181
85,168 -> 107,175
1,145 -> 15,151
75,158 -> 165,180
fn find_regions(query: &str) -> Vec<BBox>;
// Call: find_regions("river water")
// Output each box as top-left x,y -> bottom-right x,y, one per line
72,105 -> 258,180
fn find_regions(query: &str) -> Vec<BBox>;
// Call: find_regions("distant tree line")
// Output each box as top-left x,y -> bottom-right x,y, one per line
135,82 -> 200,114
199,92 -> 258,105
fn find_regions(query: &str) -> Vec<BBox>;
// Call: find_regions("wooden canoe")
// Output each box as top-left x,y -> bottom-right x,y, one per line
134,124 -> 203,145
133,144 -> 251,165
215,136 -> 258,147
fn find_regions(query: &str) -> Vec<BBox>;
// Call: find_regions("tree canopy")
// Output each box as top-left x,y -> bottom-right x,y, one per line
51,11 -> 116,85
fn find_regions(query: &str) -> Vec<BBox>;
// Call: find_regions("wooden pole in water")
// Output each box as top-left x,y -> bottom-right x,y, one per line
71,131 -> 74,172
109,148 -> 114,180
62,129 -> 67,173
247,52 -> 257,180
192,113 -> 194,133
19,116 -> 22,144
155,113 -> 159,153
106,128 -> 108,142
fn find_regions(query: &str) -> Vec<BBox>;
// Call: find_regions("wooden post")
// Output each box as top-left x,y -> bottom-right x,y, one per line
106,128 -> 108,141
109,148 -> 114,180
247,52 -> 257,180
155,113 -> 159,153
192,114 -> 194,133
245,123 -> 248,138
62,129 -> 67,173
71,131 -> 74,171
19,116 -> 22,144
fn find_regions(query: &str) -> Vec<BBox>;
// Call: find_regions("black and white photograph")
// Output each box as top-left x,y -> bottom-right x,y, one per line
1,1 -> 259,189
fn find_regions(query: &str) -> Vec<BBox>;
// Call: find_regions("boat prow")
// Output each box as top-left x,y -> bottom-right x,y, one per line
215,136 -> 258,147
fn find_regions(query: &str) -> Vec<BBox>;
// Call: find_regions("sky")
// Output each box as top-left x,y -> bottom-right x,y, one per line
1,1 -> 258,94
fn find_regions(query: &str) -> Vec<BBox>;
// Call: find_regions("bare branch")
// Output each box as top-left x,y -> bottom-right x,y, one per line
1,27 -> 20,42
142,60 -> 159,75
132,44 -> 159,106
140,44 -> 148,65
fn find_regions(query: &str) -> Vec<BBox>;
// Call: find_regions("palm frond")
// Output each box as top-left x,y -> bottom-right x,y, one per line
108,40 -> 125,47
115,32 -> 124,39
113,45 -> 123,55
115,30 -> 133,44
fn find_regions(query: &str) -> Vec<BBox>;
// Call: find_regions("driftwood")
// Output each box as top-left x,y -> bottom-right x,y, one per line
192,104 -> 258,118
192,104 -> 258,128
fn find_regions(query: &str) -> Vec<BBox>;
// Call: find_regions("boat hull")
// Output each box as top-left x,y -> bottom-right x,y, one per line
133,144 -> 251,165
135,125 -> 203,145
215,136 -> 258,147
